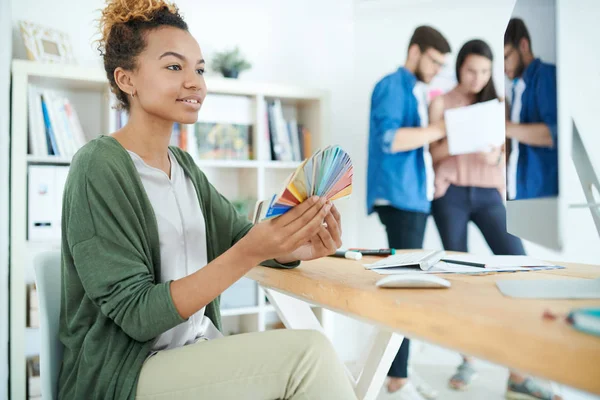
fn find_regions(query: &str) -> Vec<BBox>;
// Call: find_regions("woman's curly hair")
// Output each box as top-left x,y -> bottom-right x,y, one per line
96,0 -> 188,111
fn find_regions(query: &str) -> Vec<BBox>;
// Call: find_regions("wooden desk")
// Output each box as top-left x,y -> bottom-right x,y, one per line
247,255 -> 600,399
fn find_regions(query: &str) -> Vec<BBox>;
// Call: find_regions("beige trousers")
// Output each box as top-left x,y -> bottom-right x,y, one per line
135,329 -> 357,400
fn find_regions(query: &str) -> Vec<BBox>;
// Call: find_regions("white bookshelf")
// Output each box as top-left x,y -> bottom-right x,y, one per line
10,59 -> 333,400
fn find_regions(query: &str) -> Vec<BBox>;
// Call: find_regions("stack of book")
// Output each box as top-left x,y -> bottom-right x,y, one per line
27,86 -> 87,158
266,99 -> 311,162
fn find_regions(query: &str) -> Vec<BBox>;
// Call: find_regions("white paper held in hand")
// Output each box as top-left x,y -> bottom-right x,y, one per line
444,99 -> 506,156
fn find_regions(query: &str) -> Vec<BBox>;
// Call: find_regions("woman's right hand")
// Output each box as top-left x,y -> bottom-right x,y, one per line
239,196 -> 331,263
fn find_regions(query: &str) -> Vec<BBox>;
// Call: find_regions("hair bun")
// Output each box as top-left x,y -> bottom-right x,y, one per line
98,0 -> 178,50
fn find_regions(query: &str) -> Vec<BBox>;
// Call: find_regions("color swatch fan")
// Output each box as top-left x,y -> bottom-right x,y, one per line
253,145 -> 353,222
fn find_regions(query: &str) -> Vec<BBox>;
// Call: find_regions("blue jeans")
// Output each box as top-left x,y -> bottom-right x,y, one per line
375,206 -> 429,379
431,185 -> 525,255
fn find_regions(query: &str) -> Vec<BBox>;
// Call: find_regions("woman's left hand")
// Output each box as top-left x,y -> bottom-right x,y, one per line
276,203 -> 342,263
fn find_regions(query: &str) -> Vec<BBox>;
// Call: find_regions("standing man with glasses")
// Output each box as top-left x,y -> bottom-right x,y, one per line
366,25 -> 450,400
504,18 -> 558,201
503,16 -> 563,400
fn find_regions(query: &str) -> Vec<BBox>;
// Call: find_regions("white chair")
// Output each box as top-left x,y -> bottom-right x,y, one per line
33,250 -> 64,400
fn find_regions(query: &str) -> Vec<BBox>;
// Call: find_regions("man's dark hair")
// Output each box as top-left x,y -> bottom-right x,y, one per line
504,18 -> 532,51
408,26 -> 451,54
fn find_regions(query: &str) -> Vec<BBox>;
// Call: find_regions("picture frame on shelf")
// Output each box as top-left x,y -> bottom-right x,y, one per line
19,21 -> 76,64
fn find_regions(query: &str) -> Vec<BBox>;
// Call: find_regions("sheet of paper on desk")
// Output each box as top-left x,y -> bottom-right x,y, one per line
445,99 -> 505,155
442,254 -> 560,268
370,262 -> 520,275
369,261 -> 564,275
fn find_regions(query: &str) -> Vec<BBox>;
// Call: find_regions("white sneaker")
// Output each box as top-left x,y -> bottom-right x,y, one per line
388,382 -> 427,400
408,368 -> 439,399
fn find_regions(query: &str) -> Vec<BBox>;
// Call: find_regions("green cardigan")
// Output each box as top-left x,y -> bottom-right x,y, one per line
58,135 -> 298,400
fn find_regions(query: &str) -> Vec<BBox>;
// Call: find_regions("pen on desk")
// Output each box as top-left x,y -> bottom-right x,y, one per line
348,248 -> 396,256
440,259 -> 486,268
330,250 -> 363,260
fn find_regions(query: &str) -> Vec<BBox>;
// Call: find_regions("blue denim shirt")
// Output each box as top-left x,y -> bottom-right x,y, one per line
366,67 -> 429,214
513,58 -> 559,199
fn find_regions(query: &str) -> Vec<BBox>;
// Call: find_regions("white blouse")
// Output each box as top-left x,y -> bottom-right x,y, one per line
127,149 -> 222,352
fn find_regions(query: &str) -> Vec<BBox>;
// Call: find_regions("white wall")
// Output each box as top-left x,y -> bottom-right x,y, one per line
511,0 -> 557,64
1,0 -> 12,396
503,0 -> 556,98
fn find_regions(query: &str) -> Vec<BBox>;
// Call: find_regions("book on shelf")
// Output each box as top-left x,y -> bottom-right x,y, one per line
169,122 -> 190,151
27,85 -> 87,158
27,283 -> 39,328
115,110 -> 189,151
266,99 -> 311,162
27,355 -> 41,399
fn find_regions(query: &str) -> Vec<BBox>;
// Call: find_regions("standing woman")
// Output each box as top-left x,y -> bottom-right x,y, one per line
428,39 -> 520,258
57,1 -> 356,399
428,40 -> 561,400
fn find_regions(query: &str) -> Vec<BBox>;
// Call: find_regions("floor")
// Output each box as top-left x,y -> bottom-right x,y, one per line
374,363 -> 597,400
376,362 -> 510,400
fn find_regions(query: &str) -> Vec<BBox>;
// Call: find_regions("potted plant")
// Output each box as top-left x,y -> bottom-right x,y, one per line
211,46 -> 252,79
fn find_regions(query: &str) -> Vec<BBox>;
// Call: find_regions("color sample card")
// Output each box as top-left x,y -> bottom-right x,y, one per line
255,145 -> 353,222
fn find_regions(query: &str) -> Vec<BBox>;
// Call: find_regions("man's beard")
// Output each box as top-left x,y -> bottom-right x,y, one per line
415,58 -> 427,83
514,51 -> 526,78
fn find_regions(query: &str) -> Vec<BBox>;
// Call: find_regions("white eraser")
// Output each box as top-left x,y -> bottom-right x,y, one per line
345,251 -> 362,260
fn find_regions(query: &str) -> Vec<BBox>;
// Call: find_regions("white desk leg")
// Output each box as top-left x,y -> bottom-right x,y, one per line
262,287 -> 403,400
263,287 -> 326,334
354,330 -> 403,400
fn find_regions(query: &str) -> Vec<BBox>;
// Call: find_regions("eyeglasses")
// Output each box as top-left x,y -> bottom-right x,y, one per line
423,51 -> 446,68
504,47 -> 517,61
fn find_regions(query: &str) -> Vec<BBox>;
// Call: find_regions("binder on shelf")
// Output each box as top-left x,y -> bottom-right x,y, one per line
28,165 -> 69,241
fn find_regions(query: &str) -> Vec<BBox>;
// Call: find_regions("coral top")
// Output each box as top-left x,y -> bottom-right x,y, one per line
433,89 -> 506,199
